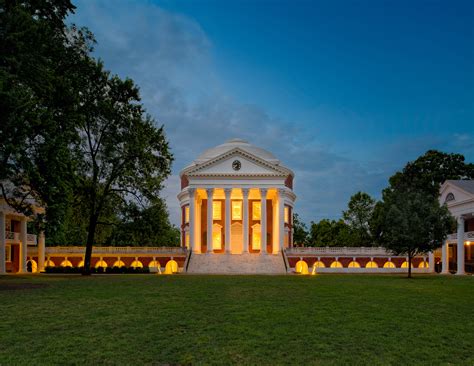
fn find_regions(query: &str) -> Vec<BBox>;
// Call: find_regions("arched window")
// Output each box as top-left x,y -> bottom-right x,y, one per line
148,260 -> 161,270
60,259 -> 73,267
163,259 -> 178,274
445,192 -> 455,203
401,261 -> 413,268
313,261 -> 325,268
366,261 -> 378,268
330,260 -> 343,268
348,261 -> 360,268
383,261 -> 396,268
27,259 -> 38,273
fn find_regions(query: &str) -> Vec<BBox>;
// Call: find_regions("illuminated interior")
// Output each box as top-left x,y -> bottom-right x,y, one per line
366,261 -> 378,268
313,261 -> 325,268
113,260 -> 125,268
148,260 -> 161,269
60,259 -> 73,267
163,259 -> 178,274
185,206 -> 189,223
284,206 -> 289,223
251,223 -> 261,250
295,260 -> 309,274
213,201 -> 222,220
383,261 -> 396,268
45,258 -> 55,267
348,261 -> 360,268
232,200 -> 242,220
401,261 -> 413,268
95,259 -> 107,269
252,201 -> 261,220
212,223 -> 222,250
77,260 -> 84,268
131,260 -> 143,268
418,261 -> 429,268
27,259 -> 38,273
330,260 -> 343,268
185,232 -> 190,249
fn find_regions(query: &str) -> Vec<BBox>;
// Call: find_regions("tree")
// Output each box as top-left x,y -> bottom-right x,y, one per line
292,213 -> 308,246
343,191 -> 376,246
387,150 -> 474,198
75,60 -> 173,274
308,219 -> 356,247
372,189 -> 454,278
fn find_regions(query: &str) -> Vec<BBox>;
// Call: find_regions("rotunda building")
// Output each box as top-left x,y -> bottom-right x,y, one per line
178,138 -> 296,255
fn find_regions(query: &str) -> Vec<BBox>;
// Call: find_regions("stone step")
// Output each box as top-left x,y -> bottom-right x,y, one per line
187,253 -> 287,274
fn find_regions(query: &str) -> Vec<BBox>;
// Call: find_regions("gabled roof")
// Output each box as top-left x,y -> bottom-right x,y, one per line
443,180 -> 474,195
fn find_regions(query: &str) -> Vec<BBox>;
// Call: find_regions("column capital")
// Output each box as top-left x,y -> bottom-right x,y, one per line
224,188 -> 232,197
277,187 -> 286,195
457,216 -> 465,225
188,187 -> 196,197
206,188 -> 214,197
260,188 -> 268,197
242,188 -> 250,197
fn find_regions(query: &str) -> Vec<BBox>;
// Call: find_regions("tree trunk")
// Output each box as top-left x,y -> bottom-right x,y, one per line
408,254 -> 412,279
82,213 -> 98,275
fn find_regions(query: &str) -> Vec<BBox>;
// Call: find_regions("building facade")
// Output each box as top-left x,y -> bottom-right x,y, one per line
178,138 -> 296,256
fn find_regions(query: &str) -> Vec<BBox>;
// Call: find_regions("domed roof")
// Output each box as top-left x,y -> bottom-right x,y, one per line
195,138 -> 280,164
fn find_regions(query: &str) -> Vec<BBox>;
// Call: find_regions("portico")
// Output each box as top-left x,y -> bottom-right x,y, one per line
178,139 -> 296,257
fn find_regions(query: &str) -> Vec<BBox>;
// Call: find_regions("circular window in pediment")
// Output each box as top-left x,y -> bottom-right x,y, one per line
445,192 -> 455,203
232,160 -> 241,171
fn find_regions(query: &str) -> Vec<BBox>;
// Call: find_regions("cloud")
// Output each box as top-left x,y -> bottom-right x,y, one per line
70,1 -> 474,227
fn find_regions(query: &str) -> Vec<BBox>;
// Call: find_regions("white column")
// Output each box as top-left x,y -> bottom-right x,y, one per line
0,211 -> 5,274
206,188 -> 214,253
188,188 -> 196,253
428,251 -> 435,273
20,217 -> 27,273
260,188 -> 267,254
242,188 -> 249,253
441,241 -> 450,274
224,188 -> 232,254
38,231 -> 45,272
278,188 -> 285,253
456,216 -> 465,275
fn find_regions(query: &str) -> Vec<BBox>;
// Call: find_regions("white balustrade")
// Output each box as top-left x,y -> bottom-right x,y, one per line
44,246 -> 187,255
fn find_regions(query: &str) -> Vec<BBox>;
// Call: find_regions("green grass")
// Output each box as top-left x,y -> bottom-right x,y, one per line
0,274 -> 473,365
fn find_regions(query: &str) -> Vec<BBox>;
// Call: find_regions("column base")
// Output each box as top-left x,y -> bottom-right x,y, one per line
455,271 -> 466,276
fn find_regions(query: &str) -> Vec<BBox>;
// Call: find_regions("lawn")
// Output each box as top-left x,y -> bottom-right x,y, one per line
0,274 -> 473,365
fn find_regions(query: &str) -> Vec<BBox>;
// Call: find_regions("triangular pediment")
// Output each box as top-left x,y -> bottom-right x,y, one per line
184,148 -> 289,177
440,182 -> 474,205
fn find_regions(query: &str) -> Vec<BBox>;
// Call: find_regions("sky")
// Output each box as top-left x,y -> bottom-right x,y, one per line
69,0 -> 474,227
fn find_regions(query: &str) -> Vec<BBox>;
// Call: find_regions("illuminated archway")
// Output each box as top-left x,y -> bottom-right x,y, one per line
348,261 -> 360,268
401,261 -> 413,268
131,259 -> 143,268
77,260 -> 84,268
148,260 -> 161,270
60,259 -> 73,267
418,261 -> 429,268
295,260 -> 309,274
163,259 -> 178,274
383,261 -> 396,268
330,260 -> 343,268
95,259 -> 107,269
113,259 -> 125,268
45,258 -> 55,267
313,261 -> 325,268
366,261 -> 378,268
27,259 -> 38,273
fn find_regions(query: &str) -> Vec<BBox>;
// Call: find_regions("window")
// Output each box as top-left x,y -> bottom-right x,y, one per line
212,223 -> 222,250
445,192 -> 455,203
232,201 -> 242,220
284,206 -> 289,224
252,201 -> 261,220
185,206 -> 190,223
5,245 -> 11,262
213,201 -> 222,220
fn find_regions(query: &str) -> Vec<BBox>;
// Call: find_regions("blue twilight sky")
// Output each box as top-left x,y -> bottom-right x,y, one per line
69,0 -> 474,226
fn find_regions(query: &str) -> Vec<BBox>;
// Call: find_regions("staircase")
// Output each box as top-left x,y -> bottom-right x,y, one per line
186,253 -> 287,274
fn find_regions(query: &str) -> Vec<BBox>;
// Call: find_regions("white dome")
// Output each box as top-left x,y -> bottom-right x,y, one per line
195,138 -> 280,164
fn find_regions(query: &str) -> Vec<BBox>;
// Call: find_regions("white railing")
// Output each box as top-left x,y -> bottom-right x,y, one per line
45,246 -> 187,255
5,231 -> 37,245
446,231 -> 474,241
286,246 -> 392,256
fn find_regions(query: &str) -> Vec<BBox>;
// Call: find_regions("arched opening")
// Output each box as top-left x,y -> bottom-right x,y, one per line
163,259 -> 178,274
148,260 -> 161,270
418,261 -> 429,268
313,261 -> 325,268
383,261 -> 396,268
330,260 -> 343,268
77,260 -> 84,268
366,261 -> 378,268
401,261 -> 413,268
131,259 -> 143,268
60,259 -> 73,267
113,259 -> 125,268
295,260 -> 309,274
27,259 -> 37,273
45,259 -> 55,268
95,259 -> 107,269
348,261 -> 360,268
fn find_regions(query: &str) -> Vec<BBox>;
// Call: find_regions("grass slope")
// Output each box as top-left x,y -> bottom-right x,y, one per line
0,274 -> 473,365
